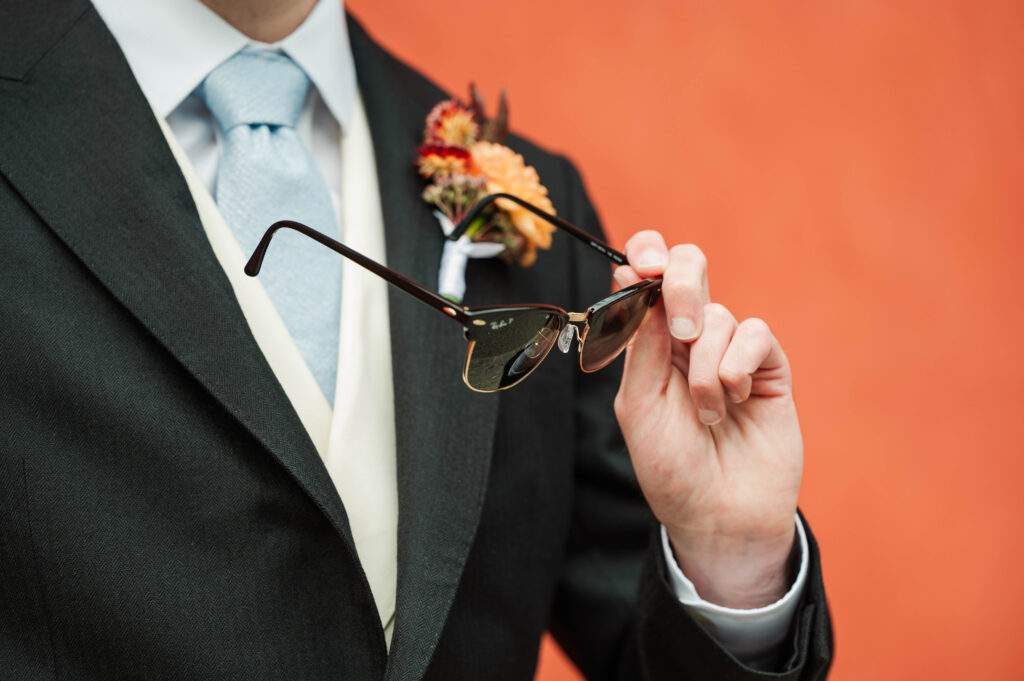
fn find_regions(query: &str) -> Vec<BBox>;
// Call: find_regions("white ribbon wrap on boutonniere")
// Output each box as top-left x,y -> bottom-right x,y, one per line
419,88 -> 557,303
435,211 -> 505,303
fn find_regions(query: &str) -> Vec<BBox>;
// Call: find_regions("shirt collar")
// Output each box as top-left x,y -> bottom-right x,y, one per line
91,0 -> 355,131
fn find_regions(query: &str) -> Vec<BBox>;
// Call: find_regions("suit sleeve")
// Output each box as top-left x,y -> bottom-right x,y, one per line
546,156 -> 834,681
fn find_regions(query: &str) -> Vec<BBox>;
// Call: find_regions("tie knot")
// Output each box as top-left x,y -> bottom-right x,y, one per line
199,48 -> 311,131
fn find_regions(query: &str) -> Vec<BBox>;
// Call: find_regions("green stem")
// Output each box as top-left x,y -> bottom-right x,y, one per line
462,215 -> 488,240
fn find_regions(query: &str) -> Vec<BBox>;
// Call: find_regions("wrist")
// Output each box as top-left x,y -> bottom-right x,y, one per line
666,524 -> 799,609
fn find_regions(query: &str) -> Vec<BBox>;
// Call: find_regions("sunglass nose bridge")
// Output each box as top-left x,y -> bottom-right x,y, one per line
557,323 -> 581,353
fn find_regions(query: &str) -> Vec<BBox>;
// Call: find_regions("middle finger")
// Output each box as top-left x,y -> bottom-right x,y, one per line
687,302 -> 737,425
662,244 -> 710,341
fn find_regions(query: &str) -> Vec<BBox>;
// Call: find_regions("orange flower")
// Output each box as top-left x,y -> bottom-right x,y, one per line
469,142 -> 556,262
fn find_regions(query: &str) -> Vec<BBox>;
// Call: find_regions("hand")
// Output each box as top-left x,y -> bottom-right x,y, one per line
613,231 -> 803,609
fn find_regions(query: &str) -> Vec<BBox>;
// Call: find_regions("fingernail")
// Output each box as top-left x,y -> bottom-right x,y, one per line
612,269 -> 630,288
698,409 -> 721,425
670,317 -> 697,340
728,392 -> 742,403
634,250 -> 667,270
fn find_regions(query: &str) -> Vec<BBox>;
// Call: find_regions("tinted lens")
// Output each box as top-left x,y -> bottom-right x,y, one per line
464,310 -> 565,391
580,286 -> 658,372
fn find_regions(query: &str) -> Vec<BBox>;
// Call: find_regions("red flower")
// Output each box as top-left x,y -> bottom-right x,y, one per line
417,144 -> 471,177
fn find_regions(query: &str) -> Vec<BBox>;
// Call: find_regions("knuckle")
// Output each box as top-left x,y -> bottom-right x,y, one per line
703,302 -> 732,322
688,371 -> 719,395
670,243 -> 707,269
740,317 -> 772,339
718,365 -> 747,387
613,389 -> 629,419
663,278 -> 701,300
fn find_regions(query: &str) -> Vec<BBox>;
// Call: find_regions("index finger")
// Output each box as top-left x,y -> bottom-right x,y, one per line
624,230 -> 670,278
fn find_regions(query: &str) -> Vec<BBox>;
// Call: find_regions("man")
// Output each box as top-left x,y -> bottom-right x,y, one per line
0,0 -> 832,678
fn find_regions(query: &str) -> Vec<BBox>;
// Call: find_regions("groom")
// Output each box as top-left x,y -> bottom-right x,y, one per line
0,0 -> 832,679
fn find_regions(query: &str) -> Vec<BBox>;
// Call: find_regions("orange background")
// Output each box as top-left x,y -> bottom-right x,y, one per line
346,1 -> 1024,679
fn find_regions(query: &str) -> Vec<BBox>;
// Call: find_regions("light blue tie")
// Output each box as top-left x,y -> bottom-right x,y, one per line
199,48 -> 340,405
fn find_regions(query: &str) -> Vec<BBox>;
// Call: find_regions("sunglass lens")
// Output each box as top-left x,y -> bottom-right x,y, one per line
580,285 -> 658,372
465,310 -> 565,391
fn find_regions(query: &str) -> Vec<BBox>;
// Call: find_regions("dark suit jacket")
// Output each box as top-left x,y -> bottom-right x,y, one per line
0,1 -> 833,679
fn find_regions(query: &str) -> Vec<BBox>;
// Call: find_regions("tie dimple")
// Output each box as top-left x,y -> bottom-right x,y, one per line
198,47 -> 341,405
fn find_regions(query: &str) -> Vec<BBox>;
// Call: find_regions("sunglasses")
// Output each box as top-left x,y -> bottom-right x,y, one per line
244,193 -> 662,392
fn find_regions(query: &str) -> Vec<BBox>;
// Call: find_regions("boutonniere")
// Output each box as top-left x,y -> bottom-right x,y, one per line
417,85 -> 556,302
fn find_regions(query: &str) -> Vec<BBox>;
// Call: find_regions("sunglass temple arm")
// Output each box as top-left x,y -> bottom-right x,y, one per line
447,192 -> 628,266
244,220 -> 470,324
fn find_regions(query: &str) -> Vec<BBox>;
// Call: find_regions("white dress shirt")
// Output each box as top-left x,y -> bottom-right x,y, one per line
91,0 -> 806,667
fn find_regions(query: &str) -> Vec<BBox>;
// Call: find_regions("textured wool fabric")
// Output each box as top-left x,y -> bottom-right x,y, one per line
198,47 -> 341,404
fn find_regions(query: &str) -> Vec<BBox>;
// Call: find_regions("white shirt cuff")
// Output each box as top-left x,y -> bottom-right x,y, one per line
660,514 -> 809,667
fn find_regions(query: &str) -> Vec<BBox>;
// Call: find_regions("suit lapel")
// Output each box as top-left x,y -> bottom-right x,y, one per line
348,16 -> 502,680
2,4 -> 502,674
0,1 -> 379,616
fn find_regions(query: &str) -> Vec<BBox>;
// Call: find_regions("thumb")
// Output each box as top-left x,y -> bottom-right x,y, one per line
617,293 -> 676,408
